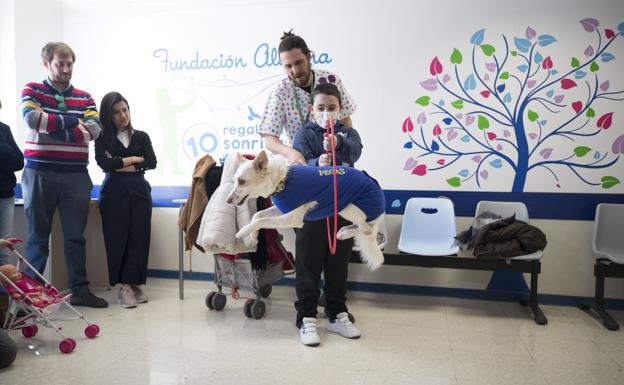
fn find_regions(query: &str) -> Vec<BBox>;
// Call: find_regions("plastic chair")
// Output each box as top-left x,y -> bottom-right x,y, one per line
578,203 -> 624,331
475,201 -> 543,261
397,198 -> 459,256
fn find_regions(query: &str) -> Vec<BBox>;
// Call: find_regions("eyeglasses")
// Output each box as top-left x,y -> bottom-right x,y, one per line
54,94 -> 68,112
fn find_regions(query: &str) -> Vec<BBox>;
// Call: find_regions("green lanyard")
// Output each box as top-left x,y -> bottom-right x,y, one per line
290,71 -> 315,127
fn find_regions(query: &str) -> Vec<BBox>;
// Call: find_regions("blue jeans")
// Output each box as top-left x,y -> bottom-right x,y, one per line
21,168 -> 92,295
0,197 -> 14,265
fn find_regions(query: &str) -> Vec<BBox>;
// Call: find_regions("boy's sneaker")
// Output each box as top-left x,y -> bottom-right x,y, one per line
118,286 -> 137,308
326,312 -> 361,339
70,292 -> 108,308
299,317 -> 320,346
131,285 -> 148,303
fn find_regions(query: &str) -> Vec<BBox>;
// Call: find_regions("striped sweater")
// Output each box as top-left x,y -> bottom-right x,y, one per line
21,79 -> 101,172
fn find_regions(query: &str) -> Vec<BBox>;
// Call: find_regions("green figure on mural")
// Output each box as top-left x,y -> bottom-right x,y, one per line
155,88 -> 196,175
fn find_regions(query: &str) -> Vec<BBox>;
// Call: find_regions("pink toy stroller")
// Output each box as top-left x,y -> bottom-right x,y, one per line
206,198 -> 295,319
0,250 -> 101,353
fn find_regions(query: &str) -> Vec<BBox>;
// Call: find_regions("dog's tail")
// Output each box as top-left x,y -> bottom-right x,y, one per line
354,232 -> 384,271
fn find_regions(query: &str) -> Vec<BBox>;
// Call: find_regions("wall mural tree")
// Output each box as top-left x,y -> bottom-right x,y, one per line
403,19 -> 624,192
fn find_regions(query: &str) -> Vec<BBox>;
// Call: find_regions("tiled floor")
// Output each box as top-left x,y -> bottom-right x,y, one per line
1,278 -> 623,385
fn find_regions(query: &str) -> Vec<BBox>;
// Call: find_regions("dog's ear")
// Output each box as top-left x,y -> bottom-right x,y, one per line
253,150 -> 268,172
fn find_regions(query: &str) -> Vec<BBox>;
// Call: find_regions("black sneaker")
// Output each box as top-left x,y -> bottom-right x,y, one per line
70,292 -> 108,308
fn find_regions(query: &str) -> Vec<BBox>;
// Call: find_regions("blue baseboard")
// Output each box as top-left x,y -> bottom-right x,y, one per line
147,269 -> 624,310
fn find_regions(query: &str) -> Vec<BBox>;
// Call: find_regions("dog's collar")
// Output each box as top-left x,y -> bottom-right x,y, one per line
271,176 -> 286,196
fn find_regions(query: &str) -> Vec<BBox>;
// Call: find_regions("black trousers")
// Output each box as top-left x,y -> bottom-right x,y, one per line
295,217 -> 353,326
99,173 -> 152,286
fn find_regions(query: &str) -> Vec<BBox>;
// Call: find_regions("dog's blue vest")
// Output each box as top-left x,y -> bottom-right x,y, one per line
271,166 -> 385,222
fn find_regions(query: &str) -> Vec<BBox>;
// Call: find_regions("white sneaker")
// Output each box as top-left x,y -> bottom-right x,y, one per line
132,285 -> 148,303
299,317 -> 320,346
326,312 -> 361,339
118,286 -> 137,308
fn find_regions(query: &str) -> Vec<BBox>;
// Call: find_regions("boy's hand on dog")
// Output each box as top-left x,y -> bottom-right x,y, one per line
319,153 -> 332,166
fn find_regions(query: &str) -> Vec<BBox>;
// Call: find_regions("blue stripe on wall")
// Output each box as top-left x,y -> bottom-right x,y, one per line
14,184 -> 624,220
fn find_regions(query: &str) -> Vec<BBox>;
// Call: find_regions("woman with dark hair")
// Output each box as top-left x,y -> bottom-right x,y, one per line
95,91 -> 157,308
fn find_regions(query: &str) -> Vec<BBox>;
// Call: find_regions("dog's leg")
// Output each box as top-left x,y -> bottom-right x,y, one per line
236,202 -> 316,239
336,224 -> 359,240
354,219 -> 384,270
338,204 -> 373,235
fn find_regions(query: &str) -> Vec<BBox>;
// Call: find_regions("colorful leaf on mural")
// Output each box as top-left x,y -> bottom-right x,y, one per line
471,155 -> 482,162
503,130 -> 511,137
527,110 -> 539,121
546,89 -> 554,98
527,80 -> 536,88
496,84 -> 506,93
420,79 -> 438,91
496,144 -> 503,151
487,132 -> 497,140
439,100 -> 445,107
600,80 -> 610,92
433,124 -> 442,136
612,135 -> 624,154
534,52 -> 544,64
539,148 -> 553,159
526,26 -> 537,39
470,29 -> 485,45
528,133 -> 538,139
597,112 -> 614,129
619,22 -> 624,35
489,159 -> 503,168
458,169 -> 469,177
442,118 -> 453,125
561,79 -> 577,89
554,95 -> 564,103
464,74 -> 476,90
590,61 -> 600,72
579,18 -> 599,32
514,37 -> 531,53
550,69 -> 559,76
391,199 -> 401,208
403,142 -> 413,149
477,115 -> 490,130
594,151 -> 601,160
584,45 -> 594,57
464,115 -> 475,126
417,112 -> 427,125
430,56 -> 443,76
586,108 -> 595,118
442,74 -> 451,83
437,159 -> 445,165
511,50 -> 518,56
403,157 -> 418,170
448,129 -> 458,141
412,164 -> 427,176
485,62 -> 497,72
480,170 -> 489,180
499,71 -> 509,80
415,96 -> 430,106
480,44 -> 496,56
542,56 -> 553,69
601,176 -> 621,189
446,177 -> 461,187
517,65 -> 528,73
573,146 -> 591,157
539,120 -> 548,126
480,90 -> 491,98
601,53 -> 615,62
451,48 -> 463,64
538,34 -> 557,46
503,93 -> 512,103
461,135 -> 470,142
572,101 -> 583,114
605,29 -> 615,39
431,140 -> 440,152
571,57 -> 580,67
574,70 -> 587,79
451,99 -> 464,109
402,117 -> 414,132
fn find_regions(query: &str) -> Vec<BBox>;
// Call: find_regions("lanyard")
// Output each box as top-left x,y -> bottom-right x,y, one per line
290,71 -> 315,127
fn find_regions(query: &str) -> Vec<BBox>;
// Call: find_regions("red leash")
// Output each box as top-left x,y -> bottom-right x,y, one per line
325,117 -> 339,255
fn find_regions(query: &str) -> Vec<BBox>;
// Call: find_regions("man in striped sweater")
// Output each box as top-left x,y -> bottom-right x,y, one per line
20,42 -> 107,308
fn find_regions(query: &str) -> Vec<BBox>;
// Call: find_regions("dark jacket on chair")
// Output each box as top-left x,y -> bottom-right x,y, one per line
0,122 -> 24,198
470,215 -> 547,259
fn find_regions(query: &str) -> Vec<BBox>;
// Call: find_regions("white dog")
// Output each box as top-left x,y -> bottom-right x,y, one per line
226,151 -> 386,270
